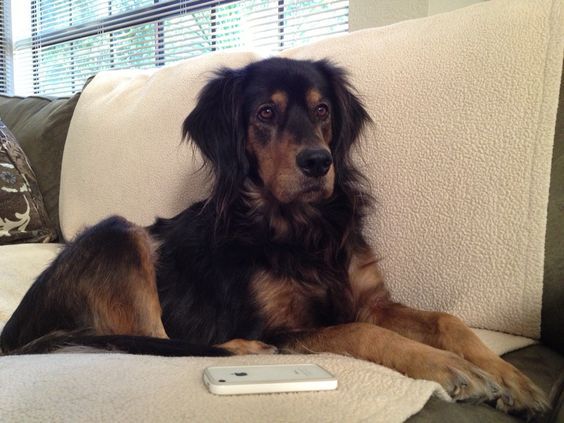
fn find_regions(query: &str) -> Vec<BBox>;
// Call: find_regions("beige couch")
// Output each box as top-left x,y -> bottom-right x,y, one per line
1,0 -> 563,421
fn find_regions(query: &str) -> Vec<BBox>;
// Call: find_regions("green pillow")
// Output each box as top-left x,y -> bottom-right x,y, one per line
0,93 -> 81,239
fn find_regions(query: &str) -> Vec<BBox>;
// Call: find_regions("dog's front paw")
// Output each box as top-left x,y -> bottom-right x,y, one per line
412,350 -> 502,404
216,339 -> 279,355
482,359 -> 549,419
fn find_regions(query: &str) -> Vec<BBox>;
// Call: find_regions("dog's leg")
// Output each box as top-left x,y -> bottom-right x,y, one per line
366,303 -> 548,416
271,323 -> 501,402
1,216 -> 168,353
348,247 -> 548,417
82,218 -> 168,339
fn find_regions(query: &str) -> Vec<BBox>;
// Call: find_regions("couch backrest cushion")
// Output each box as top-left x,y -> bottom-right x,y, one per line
60,0 -> 563,339
0,94 -> 81,239
60,51 -> 259,238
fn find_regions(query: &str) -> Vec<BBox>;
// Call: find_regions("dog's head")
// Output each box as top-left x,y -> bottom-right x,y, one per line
183,58 -> 370,217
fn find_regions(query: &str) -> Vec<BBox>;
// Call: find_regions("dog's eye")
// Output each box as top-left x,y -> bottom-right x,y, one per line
257,106 -> 275,122
315,104 -> 329,119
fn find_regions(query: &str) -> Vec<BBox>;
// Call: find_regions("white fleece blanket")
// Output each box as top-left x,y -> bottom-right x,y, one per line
2,0 -> 561,421
0,352 -> 449,423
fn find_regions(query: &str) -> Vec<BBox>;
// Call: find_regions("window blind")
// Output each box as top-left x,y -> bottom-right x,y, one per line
0,1 -> 13,94
13,0 -> 348,96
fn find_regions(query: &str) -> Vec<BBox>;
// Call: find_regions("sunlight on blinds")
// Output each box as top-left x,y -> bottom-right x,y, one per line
11,0 -> 348,96
0,1 -> 13,94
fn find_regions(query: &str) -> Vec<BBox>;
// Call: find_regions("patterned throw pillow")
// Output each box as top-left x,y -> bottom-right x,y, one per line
0,120 -> 56,244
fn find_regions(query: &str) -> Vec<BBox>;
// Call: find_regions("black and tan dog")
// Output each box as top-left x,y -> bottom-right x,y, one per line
0,58 -> 547,417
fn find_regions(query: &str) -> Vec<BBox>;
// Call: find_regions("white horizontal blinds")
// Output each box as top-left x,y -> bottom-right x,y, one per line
20,0 -> 347,96
0,1 -> 13,94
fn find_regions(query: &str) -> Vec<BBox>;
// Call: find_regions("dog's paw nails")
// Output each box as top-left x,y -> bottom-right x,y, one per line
477,358 -> 549,418
499,391 -> 514,407
447,365 -> 502,404
417,351 -> 501,404
495,379 -> 549,419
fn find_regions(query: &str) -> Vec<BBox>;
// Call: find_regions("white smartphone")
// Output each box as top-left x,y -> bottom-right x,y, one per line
203,363 -> 338,395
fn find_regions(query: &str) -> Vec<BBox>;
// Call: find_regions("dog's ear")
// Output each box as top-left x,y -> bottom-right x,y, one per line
183,68 -> 248,220
314,60 -> 371,159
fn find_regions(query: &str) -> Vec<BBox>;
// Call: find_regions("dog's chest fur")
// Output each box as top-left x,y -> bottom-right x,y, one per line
251,268 -> 353,332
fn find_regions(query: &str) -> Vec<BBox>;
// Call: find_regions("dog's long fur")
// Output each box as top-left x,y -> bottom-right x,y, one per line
0,58 -> 548,418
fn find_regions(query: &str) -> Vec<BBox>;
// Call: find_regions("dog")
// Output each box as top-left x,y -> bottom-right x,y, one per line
0,58 -> 547,418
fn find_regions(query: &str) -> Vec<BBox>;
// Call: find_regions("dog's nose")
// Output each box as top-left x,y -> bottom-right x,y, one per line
296,149 -> 333,177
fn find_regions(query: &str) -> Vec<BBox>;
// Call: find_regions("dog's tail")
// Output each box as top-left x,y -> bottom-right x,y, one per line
2,329 -> 232,357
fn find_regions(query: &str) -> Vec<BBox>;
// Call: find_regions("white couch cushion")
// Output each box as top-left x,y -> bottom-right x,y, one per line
0,243 -> 62,325
61,0 -> 563,339
60,51 -> 259,237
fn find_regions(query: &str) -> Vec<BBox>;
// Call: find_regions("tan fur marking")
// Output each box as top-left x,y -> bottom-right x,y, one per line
87,224 -> 168,338
247,127 -> 305,203
251,271 -> 325,331
216,339 -> 278,355
306,88 -> 322,107
247,125 -> 335,204
348,248 -> 383,298
271,90 -> 288,113
347,247 -> 389,321
129,227 -> 168,338
307,89 -> 332,147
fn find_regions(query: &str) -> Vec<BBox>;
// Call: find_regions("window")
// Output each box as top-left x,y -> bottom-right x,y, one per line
10,0 -> 348,96
0,1 -> 13,94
